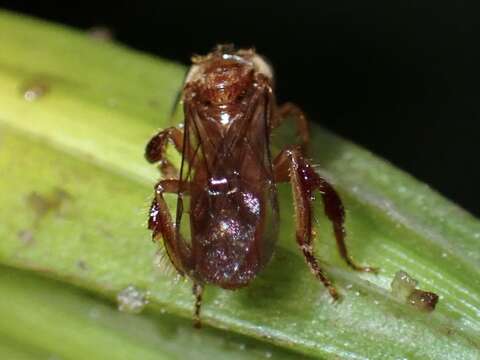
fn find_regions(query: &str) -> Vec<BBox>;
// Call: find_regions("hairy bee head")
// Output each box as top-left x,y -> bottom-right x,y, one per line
185,45 -> 273,105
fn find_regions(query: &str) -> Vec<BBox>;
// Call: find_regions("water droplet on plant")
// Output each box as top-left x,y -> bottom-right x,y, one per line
264,351 -> 272,358
116,285 -> 150,314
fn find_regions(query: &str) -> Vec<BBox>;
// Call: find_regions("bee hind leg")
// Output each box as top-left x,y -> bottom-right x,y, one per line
273,146 -> 376,300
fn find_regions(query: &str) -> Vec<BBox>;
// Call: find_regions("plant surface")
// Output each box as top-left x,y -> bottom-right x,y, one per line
0,10 -> 479,359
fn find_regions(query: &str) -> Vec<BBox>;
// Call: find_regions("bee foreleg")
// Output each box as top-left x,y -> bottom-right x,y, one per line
145,126 -> 187,178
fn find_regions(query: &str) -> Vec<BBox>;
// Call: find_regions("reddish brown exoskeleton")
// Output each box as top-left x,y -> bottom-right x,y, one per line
146,45 -> 375,326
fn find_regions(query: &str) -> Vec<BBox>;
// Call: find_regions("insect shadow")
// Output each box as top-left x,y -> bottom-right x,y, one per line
235,246 -> 309,309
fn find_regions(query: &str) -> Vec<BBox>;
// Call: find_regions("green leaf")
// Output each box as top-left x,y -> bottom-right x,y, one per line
0,9 -> 479,359
0,266 -> 303,360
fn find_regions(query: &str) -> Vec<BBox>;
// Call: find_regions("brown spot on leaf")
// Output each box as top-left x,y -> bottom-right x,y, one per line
408,289 -> 439,312
26,187 -> 73,227
19,188 -> 73,247
27,188 -> 72,218
17,229 -> 35,245
77,260 -> 88,271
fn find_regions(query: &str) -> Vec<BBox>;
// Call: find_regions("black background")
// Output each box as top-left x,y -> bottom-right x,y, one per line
2,1 -> 479,215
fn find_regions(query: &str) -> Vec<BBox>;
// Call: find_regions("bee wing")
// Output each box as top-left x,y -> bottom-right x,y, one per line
173,100 -> 206,252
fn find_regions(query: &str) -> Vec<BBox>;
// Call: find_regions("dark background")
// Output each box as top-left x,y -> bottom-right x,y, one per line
2,1 -> 479,215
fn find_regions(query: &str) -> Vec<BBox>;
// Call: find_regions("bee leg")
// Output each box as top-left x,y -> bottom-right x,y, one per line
273,146 -> 338,299
273,146 -> 376,300
149,179 -> 192,276
310,174 -> 377,274
145,126 -> 192,178
271,102 -> 310,151
192,282 -> 204,329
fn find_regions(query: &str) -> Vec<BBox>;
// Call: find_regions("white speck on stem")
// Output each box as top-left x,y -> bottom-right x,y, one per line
116,285 -> 150,314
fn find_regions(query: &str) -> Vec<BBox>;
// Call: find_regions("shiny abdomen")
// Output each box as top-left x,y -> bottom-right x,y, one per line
190,176 -> 278,289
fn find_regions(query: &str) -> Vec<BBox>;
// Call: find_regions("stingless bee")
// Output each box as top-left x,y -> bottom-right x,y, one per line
146,45 -> 375,326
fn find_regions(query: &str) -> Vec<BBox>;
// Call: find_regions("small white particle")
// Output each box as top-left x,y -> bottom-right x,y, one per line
116,285 -> 150,314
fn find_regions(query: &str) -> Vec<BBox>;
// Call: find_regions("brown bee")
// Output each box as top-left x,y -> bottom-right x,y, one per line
146,45 -> 375,326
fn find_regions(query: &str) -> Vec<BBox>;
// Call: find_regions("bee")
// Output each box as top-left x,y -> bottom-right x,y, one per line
146,45 -> 375,326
